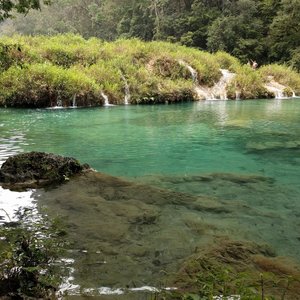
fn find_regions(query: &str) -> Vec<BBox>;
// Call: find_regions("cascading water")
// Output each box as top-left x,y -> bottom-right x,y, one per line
54,96 -> 63,108
121,74 -> 131,105
211,69 -> 236,100
180,61 -> 235,100
178,60 -> 198,84
101,92 -> 114,107
72,94 -> 77,108
264,76 -> 294,99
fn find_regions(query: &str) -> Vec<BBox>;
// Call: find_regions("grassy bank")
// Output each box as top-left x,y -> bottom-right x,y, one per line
0,34 -> 299,107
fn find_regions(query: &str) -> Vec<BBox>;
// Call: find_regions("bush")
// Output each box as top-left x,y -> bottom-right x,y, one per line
0,63 -> 101,107
227,65 -> 271,99
214,51 -> 241,72
0,34 -> 299,106
0,207 -> 66,299
259,64 -> 300,94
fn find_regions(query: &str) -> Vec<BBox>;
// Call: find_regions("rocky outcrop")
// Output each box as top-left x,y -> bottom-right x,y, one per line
0,152 -> 90,189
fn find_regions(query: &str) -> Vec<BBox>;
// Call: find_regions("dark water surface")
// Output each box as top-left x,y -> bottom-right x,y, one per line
0,99 -> 300,296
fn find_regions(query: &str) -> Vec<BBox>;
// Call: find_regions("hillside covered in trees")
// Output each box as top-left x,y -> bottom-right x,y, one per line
0,0 -> 299,71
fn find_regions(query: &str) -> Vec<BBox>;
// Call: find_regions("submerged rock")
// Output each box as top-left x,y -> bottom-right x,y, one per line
0,152 -> 90,189
246,140 -> 300,152
173,238 -> 300,299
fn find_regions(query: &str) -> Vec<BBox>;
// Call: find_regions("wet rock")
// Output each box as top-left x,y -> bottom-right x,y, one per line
246,140 -> 300,152
0,152 -> 90,189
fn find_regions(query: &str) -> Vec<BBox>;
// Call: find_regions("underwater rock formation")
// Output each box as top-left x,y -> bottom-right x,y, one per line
173,238 -> 300,299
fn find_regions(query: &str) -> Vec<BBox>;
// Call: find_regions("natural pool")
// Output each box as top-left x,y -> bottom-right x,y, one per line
1,99 -> 300,297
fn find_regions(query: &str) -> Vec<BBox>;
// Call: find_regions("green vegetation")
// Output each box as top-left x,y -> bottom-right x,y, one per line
0,207 -> 66,299
0,34 -> 299,107
227,65 -> 272,100
155,240 -> 300,300
2,0 -> 300,71
259,64 -> 300,94
0,0 -> 51,21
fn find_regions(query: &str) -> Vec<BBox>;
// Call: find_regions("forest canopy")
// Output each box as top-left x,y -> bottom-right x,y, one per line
0,0 -> 299,70
0,0 -> 50,21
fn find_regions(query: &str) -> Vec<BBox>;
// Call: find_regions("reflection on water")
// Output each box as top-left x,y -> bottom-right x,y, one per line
0,99 -> 300,296
0,187 -> 35,223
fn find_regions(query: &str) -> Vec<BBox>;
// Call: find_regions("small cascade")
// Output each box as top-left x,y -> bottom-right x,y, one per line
179,60 -> 211,100
101,92 -> 114,107
52,96 -> 63,109
265,85 -> 285,99
292,91 -> 296,98
210,69 -> 236,100
179,60 -> 199,84
235,91 -> 241,100
179,61 -> 235,101
72,94 -> 77,108
121,73 -> 131,105
264,77 -> 293,99
275,90 -> 284,99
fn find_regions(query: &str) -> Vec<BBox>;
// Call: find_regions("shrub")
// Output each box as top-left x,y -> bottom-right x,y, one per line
227,65 -> 271,99
0,207 -> 66,299
0,63 -> 101,107
0,34 -> 299,106
214,51 -> 241,72
259,64 -> 300,94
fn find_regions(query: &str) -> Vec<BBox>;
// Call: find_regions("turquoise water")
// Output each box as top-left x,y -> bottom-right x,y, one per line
1,99 -> 300,295
1,100 -> 299,181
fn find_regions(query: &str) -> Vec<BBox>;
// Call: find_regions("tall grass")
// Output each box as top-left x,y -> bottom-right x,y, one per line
227,65 -> 271,99
259,64 -> 300,94
0,34 -> 299,107
0,63 -> 101,107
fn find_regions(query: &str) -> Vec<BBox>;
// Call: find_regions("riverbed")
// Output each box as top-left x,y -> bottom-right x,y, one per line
1,99 -> 300,297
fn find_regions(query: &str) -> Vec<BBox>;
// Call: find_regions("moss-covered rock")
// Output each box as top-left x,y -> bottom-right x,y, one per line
169,239 -> 300,300
0,152 -> 90,189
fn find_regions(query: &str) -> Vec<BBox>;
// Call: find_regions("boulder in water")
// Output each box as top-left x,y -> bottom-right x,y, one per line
0,152 -> 90,189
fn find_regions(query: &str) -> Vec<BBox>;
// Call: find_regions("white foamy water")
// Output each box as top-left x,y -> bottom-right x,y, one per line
121,73 -> 131,105
0,187 -> 35,223
179,62 -> 235,100
101,91 -> 115,106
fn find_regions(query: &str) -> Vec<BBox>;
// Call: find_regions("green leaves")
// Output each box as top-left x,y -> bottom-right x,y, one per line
0,207 -> 65,298
0,0 -> 51,21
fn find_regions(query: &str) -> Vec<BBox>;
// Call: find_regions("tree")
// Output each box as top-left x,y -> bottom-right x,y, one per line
207,0 -> 265,63
268,0 -> 300,64
0,0 -> 51,21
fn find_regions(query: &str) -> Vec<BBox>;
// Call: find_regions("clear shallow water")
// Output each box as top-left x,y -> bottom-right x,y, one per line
1,99 -> 299,180
1,99 -> 300,295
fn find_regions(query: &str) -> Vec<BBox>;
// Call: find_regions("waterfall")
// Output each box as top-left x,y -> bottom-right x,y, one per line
195,69 -> 235,100
292,91 -> 296,98
179,60 -> 198,84
264,77 -> 294,99
72,94 -> 77,108
235,91 -> 241,100
101,92 -> 113,106
211,69 -> 236,100
179,60 -> 211,100
275,90 -> 284,99
55,97 -> 63,108
121,73 -> 130,105
179,60 -> 235,100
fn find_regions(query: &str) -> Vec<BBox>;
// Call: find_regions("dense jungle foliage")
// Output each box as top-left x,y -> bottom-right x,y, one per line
0,0 -> 299,71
